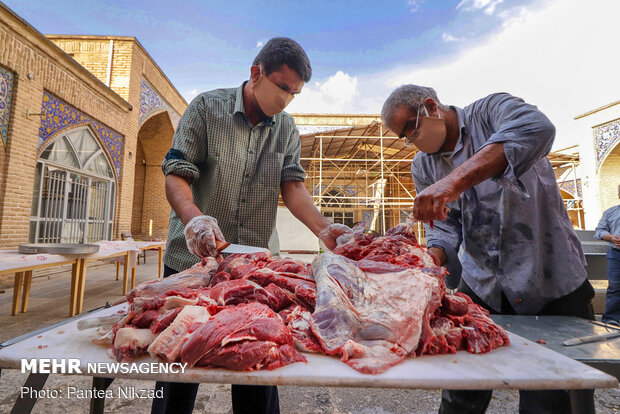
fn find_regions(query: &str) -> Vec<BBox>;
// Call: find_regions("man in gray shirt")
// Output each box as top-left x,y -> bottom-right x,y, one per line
381,85 -> 595,414
594,185 -> 620,325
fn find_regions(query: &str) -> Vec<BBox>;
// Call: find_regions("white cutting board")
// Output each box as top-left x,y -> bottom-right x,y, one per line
0,304 -> 617,390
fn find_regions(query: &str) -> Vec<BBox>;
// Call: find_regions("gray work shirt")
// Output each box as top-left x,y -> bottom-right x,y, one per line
594,205 -> 620,249
412,93 -> 587,314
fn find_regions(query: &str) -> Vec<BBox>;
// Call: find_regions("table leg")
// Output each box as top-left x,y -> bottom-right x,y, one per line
10,373 -> 49,414
131,264 -> 136,289
115,261 -> 120,281
69,261 -> 79,317
12,272 -> 24,316
76,259 -> 87,315
122,252 -> 130,295
158,246 -> 163,278
21,270 -> 33,313
570,389 -> 595,414
89,377 -> 115,414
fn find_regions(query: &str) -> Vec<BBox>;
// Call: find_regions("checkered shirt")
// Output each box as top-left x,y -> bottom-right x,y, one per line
162,82 -> 306,271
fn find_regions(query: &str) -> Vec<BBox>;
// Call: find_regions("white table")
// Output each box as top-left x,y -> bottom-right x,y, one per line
0,304 -> 616,414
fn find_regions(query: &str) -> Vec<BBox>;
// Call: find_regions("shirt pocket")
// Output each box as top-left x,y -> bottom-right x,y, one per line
257,152 -> 284,188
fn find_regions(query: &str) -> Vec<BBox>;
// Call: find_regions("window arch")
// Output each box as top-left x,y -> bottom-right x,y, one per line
29,127 -> 116,243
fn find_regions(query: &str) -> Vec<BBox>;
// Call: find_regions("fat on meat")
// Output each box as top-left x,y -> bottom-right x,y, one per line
127,257 -> 219,305
310,253 -> 443,374
147,305 -> 211,362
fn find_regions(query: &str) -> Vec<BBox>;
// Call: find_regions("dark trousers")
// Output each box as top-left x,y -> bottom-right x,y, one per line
151,265 -> 280,414
603,248 -> 620,323
439,278 -> 595,414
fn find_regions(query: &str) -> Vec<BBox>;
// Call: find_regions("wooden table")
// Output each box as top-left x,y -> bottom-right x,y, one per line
0,253 -> 80,316
2,241 -> 165,317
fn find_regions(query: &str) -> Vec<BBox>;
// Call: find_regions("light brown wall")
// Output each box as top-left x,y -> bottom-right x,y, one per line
0,7 -> 131,252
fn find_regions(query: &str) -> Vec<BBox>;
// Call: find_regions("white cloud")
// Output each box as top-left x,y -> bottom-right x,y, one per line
188,88 -> 198,98
457,0 -> 504,15
408,0 -> 422,13
442,32 -> 464,42
256,41 -> 264,48
291,0 -> 620,151
287,71 -> 360,113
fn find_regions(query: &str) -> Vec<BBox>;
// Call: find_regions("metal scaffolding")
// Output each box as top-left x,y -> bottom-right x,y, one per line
288,116 -> 585,245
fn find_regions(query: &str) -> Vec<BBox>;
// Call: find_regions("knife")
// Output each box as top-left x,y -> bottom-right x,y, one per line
216,241 -> 269,254
563,330 -> 620,346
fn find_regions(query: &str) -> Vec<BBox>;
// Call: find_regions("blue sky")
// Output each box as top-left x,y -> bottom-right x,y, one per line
6,0 -> 543,97
4,0 -> 620,149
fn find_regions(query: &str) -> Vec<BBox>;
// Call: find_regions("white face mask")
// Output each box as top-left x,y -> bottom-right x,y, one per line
406,105 -> 447,154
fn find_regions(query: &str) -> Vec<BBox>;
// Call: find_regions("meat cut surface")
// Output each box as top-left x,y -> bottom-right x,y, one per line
180,302 -> 306,370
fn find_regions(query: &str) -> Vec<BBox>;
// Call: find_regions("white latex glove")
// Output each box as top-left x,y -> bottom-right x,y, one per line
184,215 -> 226,258
318,223 -> 353,251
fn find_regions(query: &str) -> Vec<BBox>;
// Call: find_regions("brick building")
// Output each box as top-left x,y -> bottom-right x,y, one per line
0,3 -> 186,257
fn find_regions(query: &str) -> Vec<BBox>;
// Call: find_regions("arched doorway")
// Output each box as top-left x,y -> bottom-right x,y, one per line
132,111 -> 174,239
29,126 -> 116,243
598,142 -> 620,214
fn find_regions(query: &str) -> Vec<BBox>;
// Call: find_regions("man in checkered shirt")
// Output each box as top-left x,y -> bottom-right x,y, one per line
154,37 -> 348,414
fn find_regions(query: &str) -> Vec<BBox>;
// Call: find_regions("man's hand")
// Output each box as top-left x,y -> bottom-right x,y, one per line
413,177 -> 459,221
612,235 -> 620,249
318,223 -> 353,251
184,215 -> 226,258
427,247 -> 446,267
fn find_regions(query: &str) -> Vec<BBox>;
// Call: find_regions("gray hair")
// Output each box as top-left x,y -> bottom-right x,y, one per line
381,84 -> 448,126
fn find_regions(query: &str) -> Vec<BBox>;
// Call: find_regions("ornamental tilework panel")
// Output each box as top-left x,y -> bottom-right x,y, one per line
38,92 -> 123,178
0,66 -> 15,149
139,80 -> 180,129
594,119 -> 620,170
558,179 -> 582,198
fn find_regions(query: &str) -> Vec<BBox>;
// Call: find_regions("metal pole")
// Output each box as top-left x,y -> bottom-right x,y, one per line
319,137 -> 323,210
380,124 -> 386,234
572,162 -> 583,229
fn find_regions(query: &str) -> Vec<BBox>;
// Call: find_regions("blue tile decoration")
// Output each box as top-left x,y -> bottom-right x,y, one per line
0,66 -> 15,149
594,119 -> 620,171
139,80 -> 180,129
38,91 -> 123,178
558,179 -> 582,199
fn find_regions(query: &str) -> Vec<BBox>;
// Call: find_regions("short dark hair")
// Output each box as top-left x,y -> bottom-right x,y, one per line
252,37 -> 312,82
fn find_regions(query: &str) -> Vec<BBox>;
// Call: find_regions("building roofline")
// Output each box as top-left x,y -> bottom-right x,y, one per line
0,3 -> 132,111
574,100 -> 620,120
45,34 -> 188,107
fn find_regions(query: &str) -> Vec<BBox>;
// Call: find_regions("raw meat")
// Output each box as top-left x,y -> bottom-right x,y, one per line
147,305 -> 211,362
179,302 -> 306,370
127,257 -> 219,305
310,253 -> 443,374
113,327 -> 157,362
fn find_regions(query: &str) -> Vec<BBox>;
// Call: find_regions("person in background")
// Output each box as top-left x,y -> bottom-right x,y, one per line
594,184 -> 620,325
154,37 -> 349,414
381,84 -> 595,414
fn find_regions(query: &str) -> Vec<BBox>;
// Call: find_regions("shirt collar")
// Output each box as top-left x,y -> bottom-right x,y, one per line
234,81 -> 275,126
452,105 -> 469,156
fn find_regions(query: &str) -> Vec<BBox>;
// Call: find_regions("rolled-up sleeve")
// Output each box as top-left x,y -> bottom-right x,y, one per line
412,160 -> 463,283
594,210 -> 611,240
280,127 -> 306,182
477,93 -> 555,194
162,96 -> 208,180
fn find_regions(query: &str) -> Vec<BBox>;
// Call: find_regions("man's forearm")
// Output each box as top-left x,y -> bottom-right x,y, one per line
446,143 -> 508,195
602,234 -> 613,242
165,174 -> 202,225
281,181 -> 330,235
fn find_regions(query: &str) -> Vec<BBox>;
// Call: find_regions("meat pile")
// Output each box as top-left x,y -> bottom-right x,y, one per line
94,221 -> 508,374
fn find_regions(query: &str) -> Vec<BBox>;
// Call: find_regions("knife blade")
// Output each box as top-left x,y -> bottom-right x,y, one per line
562,330 -> 620,346
216,241 -> 269,254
